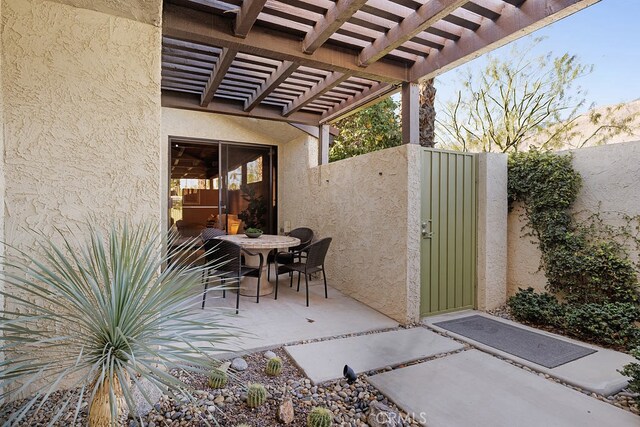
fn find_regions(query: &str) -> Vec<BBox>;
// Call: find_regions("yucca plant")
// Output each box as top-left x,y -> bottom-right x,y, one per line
0,221 -> 239,426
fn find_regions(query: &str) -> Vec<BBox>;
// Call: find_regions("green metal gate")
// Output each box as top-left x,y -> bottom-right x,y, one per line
420,149 -> 476,316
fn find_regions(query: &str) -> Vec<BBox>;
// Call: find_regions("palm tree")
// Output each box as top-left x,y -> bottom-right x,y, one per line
419,78 -> 437,147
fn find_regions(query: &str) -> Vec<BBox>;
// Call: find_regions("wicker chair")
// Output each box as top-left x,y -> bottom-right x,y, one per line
274,237 -> 332,306
267,227 -> 314,281
202,239 -> 263,314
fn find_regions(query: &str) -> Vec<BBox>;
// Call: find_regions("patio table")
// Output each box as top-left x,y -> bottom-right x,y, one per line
215,234 -> 300,297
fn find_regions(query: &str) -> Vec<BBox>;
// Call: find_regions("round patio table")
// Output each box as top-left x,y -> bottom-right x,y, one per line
215,234 -> 300,297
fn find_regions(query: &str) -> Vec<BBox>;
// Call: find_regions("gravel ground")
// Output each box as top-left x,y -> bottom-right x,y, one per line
3,322 -> 639,425
0,347 -> 422,427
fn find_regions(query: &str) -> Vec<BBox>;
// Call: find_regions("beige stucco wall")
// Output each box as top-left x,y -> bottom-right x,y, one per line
279,142 -> 422,324
1,0 -> 162,399
2,0 -> 162,242
477,153 -> 508,310
507,141 -> 640,296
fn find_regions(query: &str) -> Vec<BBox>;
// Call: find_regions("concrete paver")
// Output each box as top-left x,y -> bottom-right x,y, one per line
285,327 -> 464,384
368,349 -> 639,427
424,311 -> 635,395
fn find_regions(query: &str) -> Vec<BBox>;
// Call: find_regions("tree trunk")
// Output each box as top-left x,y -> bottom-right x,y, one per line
89,375 -> 127,427
419,78 -> 437,147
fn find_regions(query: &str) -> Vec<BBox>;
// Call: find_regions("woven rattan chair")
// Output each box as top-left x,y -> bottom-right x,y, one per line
267,227 -> 314,281
202,239 -> 263,314
274,237 -> 332,306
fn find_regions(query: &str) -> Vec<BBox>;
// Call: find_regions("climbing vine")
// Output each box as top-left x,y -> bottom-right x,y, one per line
508,150 -> 639,305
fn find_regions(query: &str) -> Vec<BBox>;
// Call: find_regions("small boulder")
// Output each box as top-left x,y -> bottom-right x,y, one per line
368,401 -> 402,427
264,350 -> 277,360
128,377 -> 164,417
231,357 -> 248,371
277,398 -> 295,424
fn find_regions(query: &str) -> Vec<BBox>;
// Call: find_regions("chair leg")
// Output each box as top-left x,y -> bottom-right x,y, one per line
256,273 -> 261,304
275,268 -> 279,300
297,271 -> 301,292
289,271 -> 293,288
305,273 -> 309,307
221,278 -> 226,298
268,262 -> 271,281
202,280 -> 208,309
235,278 -> 240,314
322,266 -> 328,298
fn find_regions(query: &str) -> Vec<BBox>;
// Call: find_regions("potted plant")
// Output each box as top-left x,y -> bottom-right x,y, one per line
238,185 -> 267,231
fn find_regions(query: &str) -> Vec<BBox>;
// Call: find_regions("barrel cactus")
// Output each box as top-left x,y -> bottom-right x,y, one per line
208,367 -> 228,389
236,424 -> 251,427
246,383 -> 267,408
265,356 -> 283,376
307,407 -> 333,427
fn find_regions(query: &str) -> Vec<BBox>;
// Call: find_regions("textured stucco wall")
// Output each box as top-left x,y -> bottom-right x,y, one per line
477,153 -> 508,310
1,0 -> 161,399
507,141 -> 640,296
2,0 -> 162,244
279,142 -> 420,324
47,0 -> 161,25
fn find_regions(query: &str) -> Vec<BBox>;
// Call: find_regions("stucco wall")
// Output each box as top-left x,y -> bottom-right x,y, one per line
2,0 -> 161,242
477,153 -> 508,310
507,141 -> 640,296
279,142 -> 421,324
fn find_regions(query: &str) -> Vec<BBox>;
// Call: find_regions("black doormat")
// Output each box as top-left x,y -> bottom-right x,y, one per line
433,315 -> 596,368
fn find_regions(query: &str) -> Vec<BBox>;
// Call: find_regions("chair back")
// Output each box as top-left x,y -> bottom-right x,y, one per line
288,227 -> 314,251
305,237 -> 332,268
204,239 -> 241,273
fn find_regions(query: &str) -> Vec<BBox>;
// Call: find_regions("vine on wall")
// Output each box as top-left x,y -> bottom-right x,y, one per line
508,150 -> 639,304
507,150 -> 640,350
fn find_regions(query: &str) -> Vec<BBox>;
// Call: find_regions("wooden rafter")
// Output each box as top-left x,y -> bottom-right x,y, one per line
302,0 -> 368,54
409,0 -> 599,81
283,72 -> 349,117
164,90 -> 322,125
201,47 -> 237,106
245,61 -> 298,111
358,0 -> 468,67
234,0 -> 268,38
163,3 -> 409,84
320,82 -> 397,123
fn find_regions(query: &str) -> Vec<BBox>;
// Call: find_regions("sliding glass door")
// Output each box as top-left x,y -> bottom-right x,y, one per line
169,139 -> 277,237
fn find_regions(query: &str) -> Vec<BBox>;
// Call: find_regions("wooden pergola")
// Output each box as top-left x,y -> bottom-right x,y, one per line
161,0 -> 598,157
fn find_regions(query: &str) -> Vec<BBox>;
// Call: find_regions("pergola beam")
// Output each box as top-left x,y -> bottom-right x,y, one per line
302,0 -> 369,54
164,90 -> 322,125
200,47 -> 237,106
409,0 -> 599,81
359,0 -> 467,67
283,72 -> 349,117
244,61 -> 298,111
320,82 -> 397,123
163,3 -> 409,84
234,0 -> 268,38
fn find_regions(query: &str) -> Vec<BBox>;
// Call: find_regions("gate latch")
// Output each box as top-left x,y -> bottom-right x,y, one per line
421,220 -> 433,239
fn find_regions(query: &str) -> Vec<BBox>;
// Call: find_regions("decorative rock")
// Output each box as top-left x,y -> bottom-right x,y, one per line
214,395 -> 225,405
368,401 -> 401,427
278,398 -> 295,424
129,378 -> 164,417
264,350 -> 277,360
232,357 -> 248,371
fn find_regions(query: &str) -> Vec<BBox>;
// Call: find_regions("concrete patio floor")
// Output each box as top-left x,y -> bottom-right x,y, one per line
188,274 -> 398,357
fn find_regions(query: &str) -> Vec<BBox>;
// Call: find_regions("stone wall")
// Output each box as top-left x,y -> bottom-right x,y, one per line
279,141 -> 422,323
507,141 -> 640,296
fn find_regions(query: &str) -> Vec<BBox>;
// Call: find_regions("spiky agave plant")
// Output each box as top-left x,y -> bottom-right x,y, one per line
0,221 -> 239,426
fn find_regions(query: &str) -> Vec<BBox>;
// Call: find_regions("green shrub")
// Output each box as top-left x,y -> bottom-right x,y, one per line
620,347 -> 640,406
563,302 -> 640,349
508,288 -> 564,326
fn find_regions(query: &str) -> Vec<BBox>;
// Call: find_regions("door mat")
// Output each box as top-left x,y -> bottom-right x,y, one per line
433,315 -> 596,368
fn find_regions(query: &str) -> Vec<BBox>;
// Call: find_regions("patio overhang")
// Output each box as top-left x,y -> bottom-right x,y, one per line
161,0 -> 599,126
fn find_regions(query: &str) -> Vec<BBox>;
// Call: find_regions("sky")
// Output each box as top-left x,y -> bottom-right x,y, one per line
433,0 -> 640,112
